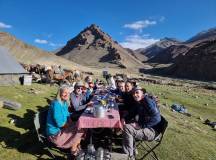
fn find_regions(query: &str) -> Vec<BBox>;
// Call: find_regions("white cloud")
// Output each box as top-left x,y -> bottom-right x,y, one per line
34,38 -> 48,44
120,34 -> 159,50
142,33 -> 150,37
34,37 -> 64,48
49,42 -> 63,47
123,20 -> 156,31
0,22 -> 12,29
49,42 -> 56,47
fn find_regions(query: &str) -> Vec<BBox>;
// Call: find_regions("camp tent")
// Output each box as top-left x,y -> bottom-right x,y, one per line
0,47 -> 28,85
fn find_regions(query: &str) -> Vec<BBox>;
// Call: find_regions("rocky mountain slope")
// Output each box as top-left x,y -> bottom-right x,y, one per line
186,27 -> 216,43
136,38 -> 180,61
147,27 -> 216,64
0,32 -> 91,71
56,24 -> 149,69
164,40 -> 216,81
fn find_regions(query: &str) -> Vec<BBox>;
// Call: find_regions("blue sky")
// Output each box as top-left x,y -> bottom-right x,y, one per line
0,0 -> 216,51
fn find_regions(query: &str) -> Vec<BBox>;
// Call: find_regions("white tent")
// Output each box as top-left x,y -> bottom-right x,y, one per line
0,47 -> 28,85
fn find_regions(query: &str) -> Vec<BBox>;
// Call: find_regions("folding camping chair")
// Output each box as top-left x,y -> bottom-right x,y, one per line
33,110 -> 71,159
135,116 -> 168,160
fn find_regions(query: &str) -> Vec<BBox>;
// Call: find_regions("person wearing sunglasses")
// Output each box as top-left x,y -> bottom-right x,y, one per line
69,81 -> 93,120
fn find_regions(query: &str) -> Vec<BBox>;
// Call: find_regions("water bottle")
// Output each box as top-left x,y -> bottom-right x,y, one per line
104,149 -> 111,160
96,147 -> 104,160
87,144 -> 95,155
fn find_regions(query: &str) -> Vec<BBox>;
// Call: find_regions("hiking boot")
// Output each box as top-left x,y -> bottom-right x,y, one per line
128,155 -> 135,160
134,148 -> 138,155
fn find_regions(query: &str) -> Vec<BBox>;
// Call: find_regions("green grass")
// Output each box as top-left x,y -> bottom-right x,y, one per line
0,83 -> 216,160
0,83 -> 58,160
137,83 -> 216,160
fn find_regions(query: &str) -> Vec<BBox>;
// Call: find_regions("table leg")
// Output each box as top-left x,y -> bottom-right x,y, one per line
90,129 -> 93,144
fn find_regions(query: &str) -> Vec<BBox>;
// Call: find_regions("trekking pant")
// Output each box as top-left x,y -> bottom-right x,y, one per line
122,123 -> 156,156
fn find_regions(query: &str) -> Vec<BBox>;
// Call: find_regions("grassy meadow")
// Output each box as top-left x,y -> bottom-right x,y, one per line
0,82 -> 215,160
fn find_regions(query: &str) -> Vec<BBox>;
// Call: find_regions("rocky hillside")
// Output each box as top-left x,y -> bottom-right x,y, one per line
164,40 -> 216,81
125,48 -> 148,63
148,43 -> 190,64
136,38 -> 180,61
139,27 -> 216,81
0,32 -> 91,71
187,27 -> 216,43
147,27 -> 216,64
56,24 -> 148,69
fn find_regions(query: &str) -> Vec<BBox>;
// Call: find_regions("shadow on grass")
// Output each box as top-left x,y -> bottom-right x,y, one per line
0,106 -> 65,160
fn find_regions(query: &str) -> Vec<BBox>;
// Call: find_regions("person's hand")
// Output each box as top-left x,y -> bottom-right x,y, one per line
115,95 -> 120,102
117,98 -> 124,103
131,122 -> 141,130
62,122 -> 69,129
116,96 -> 124,103
121,118 -> 126,126
86,101 -> 94,107
62,117 -> 73,129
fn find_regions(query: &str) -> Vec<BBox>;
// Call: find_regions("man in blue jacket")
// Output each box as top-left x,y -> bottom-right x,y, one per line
122,86 -> 161,159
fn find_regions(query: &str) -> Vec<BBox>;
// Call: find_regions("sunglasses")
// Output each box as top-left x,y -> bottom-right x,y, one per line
76,87 -> 83,90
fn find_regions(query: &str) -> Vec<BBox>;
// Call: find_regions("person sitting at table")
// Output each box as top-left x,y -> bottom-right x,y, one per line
112,80 -> 125,98
82,82 -> 93,102
85,76 -> 97,91
84,76 -> 93,84
105,74 -> 117,89
114,76 -> 124,87
121,86 -> 161,159
87,78 -> 96,93
46,85 -> 86,158
69,81 -> 93,119
119,81 -> 136,118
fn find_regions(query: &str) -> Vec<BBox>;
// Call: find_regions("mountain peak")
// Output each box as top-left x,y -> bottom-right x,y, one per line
135,36 -> 181,60
56,24 -> 145,69
160,37 -> 181,42
89,24 -> 100,30
80,24 -> 112,43
83,24 -> 101,34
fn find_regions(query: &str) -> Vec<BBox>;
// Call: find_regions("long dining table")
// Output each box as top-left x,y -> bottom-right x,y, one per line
76,91 -> 122,130
76,87 -> 123,152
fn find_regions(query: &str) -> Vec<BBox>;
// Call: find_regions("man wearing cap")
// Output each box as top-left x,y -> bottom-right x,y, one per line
69,81 -> 93,119
122,86 -> 161,159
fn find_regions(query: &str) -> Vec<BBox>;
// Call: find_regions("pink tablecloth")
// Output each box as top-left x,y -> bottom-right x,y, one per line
77,108 -> 122,129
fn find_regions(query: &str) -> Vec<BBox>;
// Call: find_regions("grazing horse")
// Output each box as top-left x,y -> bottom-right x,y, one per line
46,69 -> 74,85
